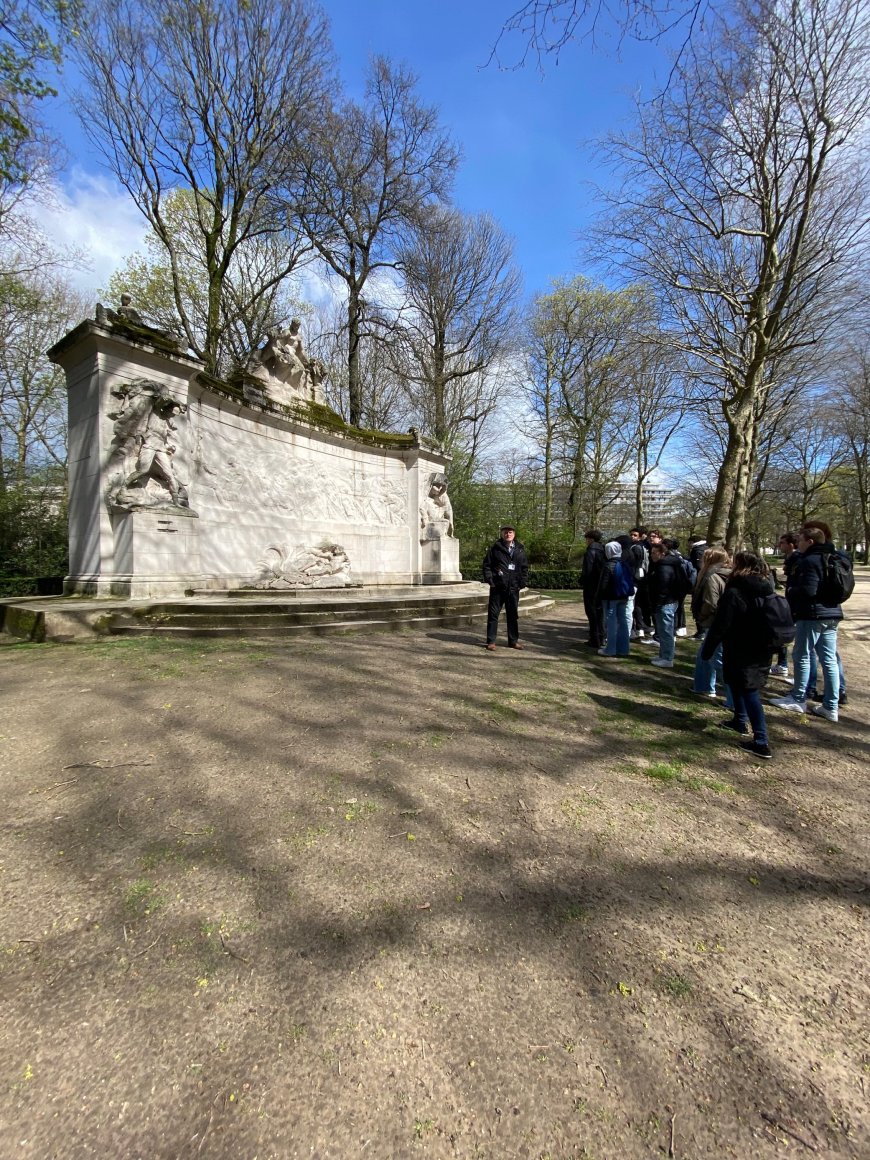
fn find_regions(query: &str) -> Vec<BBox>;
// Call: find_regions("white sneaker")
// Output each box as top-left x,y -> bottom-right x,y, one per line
810,703 -> 838,722
770,695 -> 806,713
640,637 -> 659,645
676,627 -> 688,637
650,657 -> 674,668
769,665 -> 788,677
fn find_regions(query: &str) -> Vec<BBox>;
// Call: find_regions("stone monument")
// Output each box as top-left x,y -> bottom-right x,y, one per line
48,299 -> 462,597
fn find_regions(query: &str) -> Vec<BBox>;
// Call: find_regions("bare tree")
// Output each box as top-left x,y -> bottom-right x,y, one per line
298,56 -> 459,426
393,207 -> 521,452
522,276 -> 641,533
104,190 -> 307,373
491,0 -> 709,69
308,297 -> 412,432
0,258 -> 87,484
598,0 -> 870,547
73,0 -> 333,375
832,345 -> 870,562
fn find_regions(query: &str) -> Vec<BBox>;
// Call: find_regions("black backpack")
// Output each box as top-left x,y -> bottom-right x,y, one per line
677,555 -> 696,597
820,550 -> 855,605
756,593 -> 796,649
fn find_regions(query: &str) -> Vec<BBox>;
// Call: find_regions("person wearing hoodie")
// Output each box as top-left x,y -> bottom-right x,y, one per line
691,546 -> 732,700
701,551 -> 776,759
596,540 -> 634,656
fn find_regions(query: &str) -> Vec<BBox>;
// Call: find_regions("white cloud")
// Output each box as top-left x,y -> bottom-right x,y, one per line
23,169 -> 149,297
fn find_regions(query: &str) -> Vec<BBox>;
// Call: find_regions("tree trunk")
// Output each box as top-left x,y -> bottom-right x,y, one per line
347,283 -> 362,427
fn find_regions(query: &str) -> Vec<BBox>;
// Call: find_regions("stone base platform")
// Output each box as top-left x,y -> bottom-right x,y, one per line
0,584 -> 556,643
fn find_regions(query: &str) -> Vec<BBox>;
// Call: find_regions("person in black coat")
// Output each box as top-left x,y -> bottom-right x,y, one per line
702,552 -> 775,759
770,525 -> 845,720
580,529 -> 607,648
483,525 -> 529,650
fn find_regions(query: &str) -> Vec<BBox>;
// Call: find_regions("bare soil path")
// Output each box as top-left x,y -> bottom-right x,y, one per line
1,578 -> 868,1159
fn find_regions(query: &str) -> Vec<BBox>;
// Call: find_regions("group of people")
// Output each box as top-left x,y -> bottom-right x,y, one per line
482,521 -> 853,762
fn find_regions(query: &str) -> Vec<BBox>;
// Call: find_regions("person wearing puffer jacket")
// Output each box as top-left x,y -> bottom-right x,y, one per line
702,552 -> 776,759
691,547 -> 732,701
770,526 -> 844,722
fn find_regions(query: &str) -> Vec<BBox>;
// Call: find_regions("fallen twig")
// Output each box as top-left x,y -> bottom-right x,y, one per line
595,1063 -> 609,1088
387,830 -> 410,838
130,934 -> 161,960
29,777 -> 79,796
61,759 -> 152,771
167,822 -> 212,837
666,1105 -> 676,1158
760,1112 -> 818,1152
219,931 -> 249,963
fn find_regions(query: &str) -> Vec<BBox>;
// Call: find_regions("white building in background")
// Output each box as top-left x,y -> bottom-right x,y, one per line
547,481 -> 678,530
599,482 -> 678,529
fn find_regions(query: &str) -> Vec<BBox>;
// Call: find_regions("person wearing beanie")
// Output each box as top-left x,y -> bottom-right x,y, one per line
482,524 -> 530,651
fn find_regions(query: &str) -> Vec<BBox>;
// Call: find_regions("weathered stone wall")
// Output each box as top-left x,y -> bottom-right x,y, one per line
49,322 -> 459,597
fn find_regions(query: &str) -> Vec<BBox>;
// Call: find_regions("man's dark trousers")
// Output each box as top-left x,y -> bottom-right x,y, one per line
583,588 -> 605,647
487,584 -> 520,645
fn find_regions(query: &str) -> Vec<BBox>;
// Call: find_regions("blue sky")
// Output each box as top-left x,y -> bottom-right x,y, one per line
34,0 -> 670,301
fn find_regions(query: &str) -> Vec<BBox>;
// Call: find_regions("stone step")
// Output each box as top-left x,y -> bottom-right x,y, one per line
1,588 -> 555,642
107,592 -> 555,638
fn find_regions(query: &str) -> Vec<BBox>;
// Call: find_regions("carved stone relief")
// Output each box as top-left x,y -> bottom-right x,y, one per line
419,471 -> 454,541
192,425 -> 407,526
106,379 -> 195,513
251,542 -> 357,589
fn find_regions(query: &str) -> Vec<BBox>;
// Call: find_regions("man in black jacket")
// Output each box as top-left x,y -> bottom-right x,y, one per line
483,525 -> 529,650
581,529 -> 607,648
770,526 -> 844,721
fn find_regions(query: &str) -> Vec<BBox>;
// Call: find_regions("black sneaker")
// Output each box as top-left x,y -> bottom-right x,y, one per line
718,718 -> 748,735
740,739 -> 772,760
839,691 -> 848,705
809,690 -> 824,702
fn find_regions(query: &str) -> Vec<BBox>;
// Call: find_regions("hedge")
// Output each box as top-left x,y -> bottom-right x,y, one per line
0,576 -> 64,598
528,568 -> 583,590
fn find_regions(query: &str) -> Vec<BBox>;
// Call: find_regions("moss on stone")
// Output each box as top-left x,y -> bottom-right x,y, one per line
201,374 -> 419,449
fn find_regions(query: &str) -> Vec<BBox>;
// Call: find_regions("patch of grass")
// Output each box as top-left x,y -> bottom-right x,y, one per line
343,800 -> 378,822
643,761 -> 685,782
123,878 -> 164,919
661,972 -> 693,997
139,842 -> 189,871
414,1117 -> 435,1139
558,902 -> 590,923
634,761 -> 735,794
561,793 -> 604,823
486,696 -> 522,722
286,824 -> 331,850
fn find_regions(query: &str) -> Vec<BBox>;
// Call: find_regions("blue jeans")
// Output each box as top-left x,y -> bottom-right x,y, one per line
730,687 -> 769,746
792,620 -> 840,712
654,602 -> 678,663
807,649 -> 846,699
602,598 -> 631,655
693,633 -> 734,708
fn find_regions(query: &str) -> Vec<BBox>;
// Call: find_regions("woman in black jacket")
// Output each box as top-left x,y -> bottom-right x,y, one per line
701,552 -> 775,759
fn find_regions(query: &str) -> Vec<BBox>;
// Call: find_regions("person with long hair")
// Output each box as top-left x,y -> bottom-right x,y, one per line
701,551 -> 776,759
691,546 -> 732,700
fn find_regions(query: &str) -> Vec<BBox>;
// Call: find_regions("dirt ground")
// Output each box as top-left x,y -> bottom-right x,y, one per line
1,583 -> 868,1160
